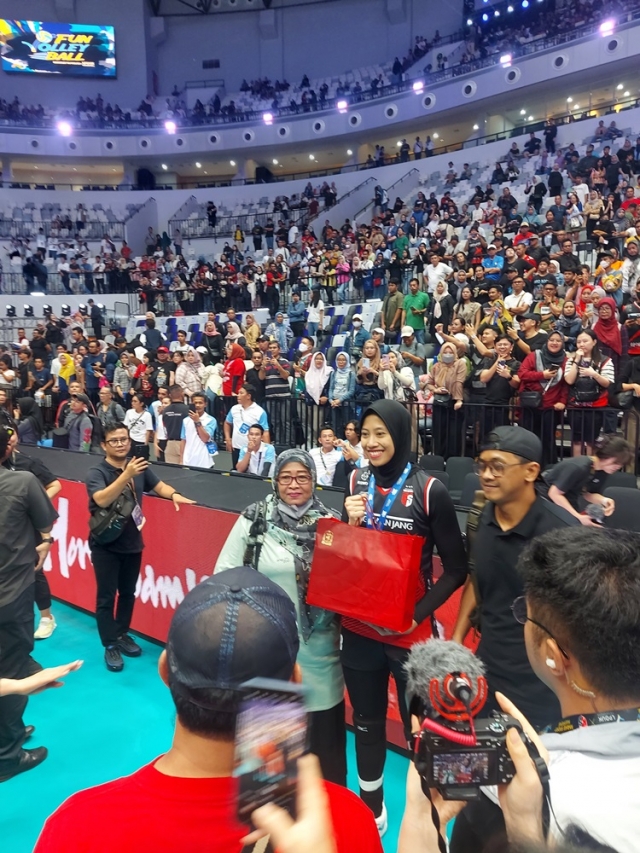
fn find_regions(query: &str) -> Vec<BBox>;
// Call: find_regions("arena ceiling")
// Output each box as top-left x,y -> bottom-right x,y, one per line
147,0 -> 340,15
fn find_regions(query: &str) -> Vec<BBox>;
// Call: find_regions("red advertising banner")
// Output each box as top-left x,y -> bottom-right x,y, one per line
43,479 -> 238,643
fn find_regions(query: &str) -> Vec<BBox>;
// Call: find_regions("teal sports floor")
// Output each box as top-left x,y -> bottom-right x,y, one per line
4,601 -> 409,852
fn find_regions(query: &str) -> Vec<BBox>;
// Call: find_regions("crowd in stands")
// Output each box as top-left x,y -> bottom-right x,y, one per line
1,0 -> 639,132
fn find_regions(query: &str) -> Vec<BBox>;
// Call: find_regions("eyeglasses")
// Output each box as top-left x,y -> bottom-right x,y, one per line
473,459 -> 528,477
277,474 -> 312,486
105,437 -> 130,447
512,596 -> 569,659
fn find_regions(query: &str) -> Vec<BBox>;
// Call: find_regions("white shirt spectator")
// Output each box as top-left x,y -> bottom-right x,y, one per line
225,401 -> 269,450
425,262 -> 453,293
309,446 -> 342,486
504,290 -> 533,329
180,411 -> 217,469
124,408 -> 153,443
288,224 -> 299,245
238,442 -> 276,476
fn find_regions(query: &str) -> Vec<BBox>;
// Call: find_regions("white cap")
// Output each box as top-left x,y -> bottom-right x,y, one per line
372,327 -> 385,335
352,313 -> 363,320
401,326 -> 415,337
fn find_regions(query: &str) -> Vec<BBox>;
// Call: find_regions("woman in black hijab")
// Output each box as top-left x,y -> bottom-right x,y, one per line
341,399 -> 467,832
14,397 -> 44,446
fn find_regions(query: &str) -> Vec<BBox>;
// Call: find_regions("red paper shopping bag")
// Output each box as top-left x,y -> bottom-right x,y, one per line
306,517 -> 422,632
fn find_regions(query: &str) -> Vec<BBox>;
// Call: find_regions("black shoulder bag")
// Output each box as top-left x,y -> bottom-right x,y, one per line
89,482 -> 137,545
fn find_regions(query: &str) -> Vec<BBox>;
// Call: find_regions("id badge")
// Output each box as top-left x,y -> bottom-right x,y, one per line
132,502 -> 146,531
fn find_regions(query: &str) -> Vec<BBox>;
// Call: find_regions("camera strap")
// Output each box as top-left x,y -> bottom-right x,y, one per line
523,737 -> 554,842
418,777 -> 449,853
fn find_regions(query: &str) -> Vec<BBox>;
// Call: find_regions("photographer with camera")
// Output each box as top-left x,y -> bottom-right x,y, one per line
449,527 -> 640,853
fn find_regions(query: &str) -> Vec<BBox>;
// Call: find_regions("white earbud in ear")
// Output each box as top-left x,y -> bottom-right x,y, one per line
546,658 -> 557,669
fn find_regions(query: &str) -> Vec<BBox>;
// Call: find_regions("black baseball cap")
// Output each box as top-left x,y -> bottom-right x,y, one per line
520,312 -> 540,323
257,334 -> 269,343
166,566 -> 299,706
480,425 -> 542,464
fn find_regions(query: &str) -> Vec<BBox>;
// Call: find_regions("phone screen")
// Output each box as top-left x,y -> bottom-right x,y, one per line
362,357 -> 370,368
234,678 -> 308,824
435,333 -> 445,345
188,403 -> 196,413
381,354 -> 390,367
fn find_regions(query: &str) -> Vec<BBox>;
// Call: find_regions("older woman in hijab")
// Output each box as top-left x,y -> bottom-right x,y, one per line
214,448 -> 346,785
14,397 -> 45,446
328,351 -> 356,436
424,341 -> 466,458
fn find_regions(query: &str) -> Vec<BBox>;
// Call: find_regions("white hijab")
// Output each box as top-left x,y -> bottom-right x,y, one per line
304,353 -> 333,404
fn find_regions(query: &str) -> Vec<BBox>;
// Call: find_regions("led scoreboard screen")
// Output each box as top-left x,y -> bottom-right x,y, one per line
0,20 -> 116,77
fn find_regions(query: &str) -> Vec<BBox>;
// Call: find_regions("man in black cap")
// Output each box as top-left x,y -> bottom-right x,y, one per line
453,426 -> 578,730
507,312 -> 548,362
35,567 -> 382,851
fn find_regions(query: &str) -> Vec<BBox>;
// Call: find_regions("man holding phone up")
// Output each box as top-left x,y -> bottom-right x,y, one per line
86,423 -> 195,672
34,567 -> 382,851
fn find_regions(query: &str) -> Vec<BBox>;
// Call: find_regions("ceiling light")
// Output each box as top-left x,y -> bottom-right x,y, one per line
482,13 -> 489,21
272,158 -> 279,165
309,154 -> 315,160
599,18 -> 615,36
433,133 -> 439,139
195,162 -> 202,168
617,83 -> 624,90
466,17 -> 473,25
500,53 -> 512,66
262,112 -> 273,125
528,115 -> 533,121
57,120 -> 72,137
230,160 -> 236,166
507,5 -> 514,10
336,99 -> 348,113
161,164 -> 168,170
566,97 -> 573,102
521,0 -> 529,7
164,120 -> 177,134
520,109 -> 526,115
624,91 -> 630,97
473,124 -> 479,130
574,104 -> 580,110
347,149 -> 353,155
494,9 -> 500,16
412,80 -> 424,93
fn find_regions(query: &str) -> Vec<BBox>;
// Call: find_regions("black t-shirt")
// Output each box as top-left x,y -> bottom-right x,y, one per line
153,361 -> 172,389
514,331 -> 547,363
475,497 -> 579,728
162,402 -> 190,440
4,451 -> 56,487
86,460 -> 160,553
543,457 -> 607,510
480,355 -> 520,404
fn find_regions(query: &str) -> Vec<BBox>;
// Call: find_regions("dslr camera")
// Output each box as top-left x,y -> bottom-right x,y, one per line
413,712 -> 525,800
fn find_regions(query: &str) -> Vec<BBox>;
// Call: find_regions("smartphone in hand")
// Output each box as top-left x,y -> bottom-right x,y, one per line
234,678 -> 308,824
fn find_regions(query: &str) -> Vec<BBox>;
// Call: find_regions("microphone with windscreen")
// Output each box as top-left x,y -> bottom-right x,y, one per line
404,639 -> 526,802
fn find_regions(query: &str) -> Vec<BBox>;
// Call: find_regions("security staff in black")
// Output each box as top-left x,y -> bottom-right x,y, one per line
162,384 -> 189,466
342,399 -> 467,830
86,422 -> 195,673
453,425 -> 578,732
0,423 -> 58,782
2,424 -> 62,639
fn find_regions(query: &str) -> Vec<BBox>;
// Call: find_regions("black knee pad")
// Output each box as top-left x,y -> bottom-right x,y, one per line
352,715 -> 386,746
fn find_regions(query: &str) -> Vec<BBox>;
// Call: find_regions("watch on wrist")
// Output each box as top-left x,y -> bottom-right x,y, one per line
41,536 -> 53,543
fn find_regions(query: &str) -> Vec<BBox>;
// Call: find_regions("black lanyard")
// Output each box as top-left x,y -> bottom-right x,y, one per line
552,707 -> 640,734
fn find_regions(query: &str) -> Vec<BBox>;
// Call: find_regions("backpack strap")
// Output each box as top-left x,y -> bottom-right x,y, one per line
465,489 -> 487,631
243,500 -> 268,570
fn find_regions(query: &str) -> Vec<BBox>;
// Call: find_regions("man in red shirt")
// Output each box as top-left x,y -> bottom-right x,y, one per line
34,566 -> 382,853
